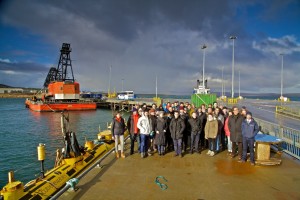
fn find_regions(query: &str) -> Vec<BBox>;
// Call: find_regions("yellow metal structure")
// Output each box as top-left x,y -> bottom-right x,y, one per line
107,88 -> 117,98
227,97 -> 239,104
37,143 -> 46,161
84,141 -> 95,151
153,97 -> 162,106
0,130 -> 128,200
98,130 -> 113,141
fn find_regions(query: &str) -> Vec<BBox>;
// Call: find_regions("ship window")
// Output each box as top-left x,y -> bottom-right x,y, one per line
60,87 -> 63,90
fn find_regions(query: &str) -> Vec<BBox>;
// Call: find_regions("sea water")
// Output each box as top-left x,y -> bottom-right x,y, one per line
0,98 -> 124,188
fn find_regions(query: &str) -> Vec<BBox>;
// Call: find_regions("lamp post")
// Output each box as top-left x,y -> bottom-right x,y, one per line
121,79 -> 124,92
221,66 -> 224,97
280,53 -> 284,99
201,44 -> 207,88
229,36 -> 237,98
108,65 -> 112,94
239,69 -> 241,98
155,75 -> 158,99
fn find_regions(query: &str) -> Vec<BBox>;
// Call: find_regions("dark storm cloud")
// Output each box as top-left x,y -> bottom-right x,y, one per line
0,0 -> 299,93
0,60 -> 48,73
0,0 -> 245,41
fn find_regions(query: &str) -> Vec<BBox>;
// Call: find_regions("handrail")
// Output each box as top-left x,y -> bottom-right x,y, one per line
255,117 -> 300,160
276,106 -> 300,118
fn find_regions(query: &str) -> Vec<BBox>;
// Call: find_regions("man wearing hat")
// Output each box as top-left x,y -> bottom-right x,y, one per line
127,108 -> 140,155
240,111 -> 259,165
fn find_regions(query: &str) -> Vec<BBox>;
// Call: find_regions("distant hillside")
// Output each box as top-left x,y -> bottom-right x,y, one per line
0,84 -> 12,88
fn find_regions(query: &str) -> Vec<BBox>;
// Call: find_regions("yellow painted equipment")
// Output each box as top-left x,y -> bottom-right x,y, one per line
37,143 -> 46,161
98,130 -> 113,141
227,97 -> 239,104
84,140 -> 95,150
0,130 -> 128,200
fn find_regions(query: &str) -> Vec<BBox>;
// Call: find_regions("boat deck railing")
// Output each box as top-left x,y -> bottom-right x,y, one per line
256,117 -> 300,160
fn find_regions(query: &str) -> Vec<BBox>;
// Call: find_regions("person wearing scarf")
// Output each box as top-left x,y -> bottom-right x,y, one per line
111,112 -> 126,158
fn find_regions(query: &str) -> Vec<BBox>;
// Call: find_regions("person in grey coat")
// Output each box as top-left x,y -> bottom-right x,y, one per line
228,106 -> 244,159
170,111 -> 185,157
155,111 -> 167,156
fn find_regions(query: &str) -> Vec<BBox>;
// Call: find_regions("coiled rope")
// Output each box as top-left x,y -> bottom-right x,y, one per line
155,176 -> 168,190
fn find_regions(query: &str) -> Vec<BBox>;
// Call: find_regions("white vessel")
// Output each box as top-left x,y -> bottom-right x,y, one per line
117,91 -> 135,100
193,79 -> 210,94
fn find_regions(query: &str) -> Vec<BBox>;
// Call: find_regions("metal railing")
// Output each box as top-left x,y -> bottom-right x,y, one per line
255,117 -> 300,160
276,106 -> 300,118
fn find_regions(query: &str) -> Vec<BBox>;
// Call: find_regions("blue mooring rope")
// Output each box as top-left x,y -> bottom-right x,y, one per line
66,178 -> 79,191
155,176 -> 168,190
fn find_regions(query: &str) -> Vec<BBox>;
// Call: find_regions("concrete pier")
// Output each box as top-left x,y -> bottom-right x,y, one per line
58,141 -> 300,200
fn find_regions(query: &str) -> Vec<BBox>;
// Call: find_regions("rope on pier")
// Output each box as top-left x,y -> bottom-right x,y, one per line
155,176 -> 168,190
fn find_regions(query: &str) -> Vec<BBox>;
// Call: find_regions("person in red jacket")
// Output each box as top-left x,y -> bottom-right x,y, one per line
224,110 -> 233,155
127,108 -> 140,155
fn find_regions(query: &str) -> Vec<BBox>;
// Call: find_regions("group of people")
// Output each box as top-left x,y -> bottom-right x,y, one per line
111,101 -> 259,165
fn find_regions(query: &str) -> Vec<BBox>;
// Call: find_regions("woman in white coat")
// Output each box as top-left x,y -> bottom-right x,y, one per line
137,109 -> 151,158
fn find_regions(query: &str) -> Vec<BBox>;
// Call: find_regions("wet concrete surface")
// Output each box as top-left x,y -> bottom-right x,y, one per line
58,141 -> 300,200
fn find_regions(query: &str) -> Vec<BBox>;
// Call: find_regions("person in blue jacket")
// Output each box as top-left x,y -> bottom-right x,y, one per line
240,112 -> 259,165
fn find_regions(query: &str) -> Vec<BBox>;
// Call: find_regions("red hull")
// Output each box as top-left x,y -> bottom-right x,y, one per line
25,99 -> 96,112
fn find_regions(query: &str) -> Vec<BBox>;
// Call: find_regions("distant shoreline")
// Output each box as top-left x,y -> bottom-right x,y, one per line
0,93 -> 33,98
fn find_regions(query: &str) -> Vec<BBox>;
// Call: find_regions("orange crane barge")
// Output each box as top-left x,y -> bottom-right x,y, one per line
25,43 -> 96,112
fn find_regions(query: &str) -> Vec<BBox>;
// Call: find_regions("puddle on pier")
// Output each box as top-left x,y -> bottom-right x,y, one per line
215,159 -> 256,176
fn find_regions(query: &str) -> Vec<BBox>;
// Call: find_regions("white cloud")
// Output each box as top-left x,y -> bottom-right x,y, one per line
0,58 -> 12,63
3,70 -> 17,75
252,35 -> 300,55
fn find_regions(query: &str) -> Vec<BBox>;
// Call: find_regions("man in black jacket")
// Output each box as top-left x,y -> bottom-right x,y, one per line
228,106 -> 244,159
188,112 -> 202,154
180,109 -> 189,153
170,111 -> 185,157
